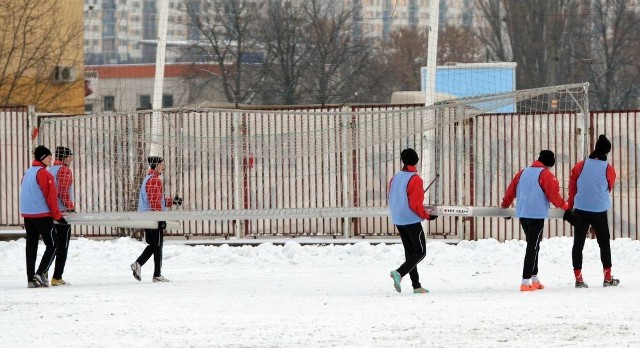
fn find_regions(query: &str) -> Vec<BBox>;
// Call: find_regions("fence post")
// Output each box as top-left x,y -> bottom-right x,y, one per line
341,106 -> 351,239
579,84 -> 590,159
233,111 -> 245,238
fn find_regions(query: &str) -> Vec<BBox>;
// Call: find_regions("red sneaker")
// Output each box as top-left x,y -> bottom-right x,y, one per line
531,281 -> 545,290
520,284 -> 536,291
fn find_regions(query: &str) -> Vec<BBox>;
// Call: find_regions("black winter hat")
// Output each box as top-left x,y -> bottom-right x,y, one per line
34,145 -> 52,162
55,146 -> 73,160
148,156 -> 164,169
595,134 -> 611,154
538,150 -> 556,167
401,148 -> 419,166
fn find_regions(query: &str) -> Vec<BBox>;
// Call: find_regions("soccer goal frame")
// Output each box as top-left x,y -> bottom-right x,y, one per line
37,83 -> 589,239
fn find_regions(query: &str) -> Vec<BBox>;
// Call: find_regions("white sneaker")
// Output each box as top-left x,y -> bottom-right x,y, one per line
130,262 -> 141,281
152,275 -> 170,283
33,274 -> 49,287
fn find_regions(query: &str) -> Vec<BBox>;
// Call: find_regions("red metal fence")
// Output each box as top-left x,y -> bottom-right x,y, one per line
0,106 -> 31,226
2,107 -> 638,241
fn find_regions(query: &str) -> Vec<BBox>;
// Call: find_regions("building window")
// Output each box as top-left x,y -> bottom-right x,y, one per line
85,104 -> 93,114
139,95 -> 152,110
104,95 -> 115,111
162,94 -> 174,108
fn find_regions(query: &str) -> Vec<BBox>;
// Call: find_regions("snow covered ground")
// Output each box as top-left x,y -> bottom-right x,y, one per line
1,234 -> 639,347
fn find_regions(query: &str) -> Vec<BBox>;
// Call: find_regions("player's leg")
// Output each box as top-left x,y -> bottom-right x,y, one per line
24,218 -> 40,286
152,228 -> 163,278
572,209 -> 591,287
34,218 -> 57,287
396,223 -> 426,291
591,211 -> 619,286
52,223 -> 72,284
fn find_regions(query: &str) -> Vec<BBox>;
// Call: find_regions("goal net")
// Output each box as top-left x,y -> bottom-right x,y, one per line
36,83 -> 589,236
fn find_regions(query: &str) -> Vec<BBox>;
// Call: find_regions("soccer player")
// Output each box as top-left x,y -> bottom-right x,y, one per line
388,148 -> 437,294
501,150 -> 572,291
568,134 -> 620,288
130,156 -> 182,282
20,145 -> 66,288
47,146 -> 75,286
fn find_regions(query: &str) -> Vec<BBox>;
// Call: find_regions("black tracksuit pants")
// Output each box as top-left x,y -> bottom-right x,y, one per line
136,228 -> 164,277
24,217 -> 57,283
52,223 -> 72,279
519,218 -> 545,279
396,222 -> 427,289
572,209 -> 612,269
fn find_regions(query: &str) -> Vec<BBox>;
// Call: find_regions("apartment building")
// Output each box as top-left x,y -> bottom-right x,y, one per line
81,0 -> 478,64
84,0 -> 194,64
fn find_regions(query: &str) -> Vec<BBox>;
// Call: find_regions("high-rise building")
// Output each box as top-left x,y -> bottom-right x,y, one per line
84,0 -> 192,64
350,0 -> 431,41
439,0 -> 475,28
82,0 -> 478,64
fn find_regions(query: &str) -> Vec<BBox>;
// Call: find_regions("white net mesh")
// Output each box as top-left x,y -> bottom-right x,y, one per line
37,83 -> 589,233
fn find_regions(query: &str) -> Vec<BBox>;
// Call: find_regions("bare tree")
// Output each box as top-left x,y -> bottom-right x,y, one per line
438,25 -> 482,64
185,0 -> 265,106
0,0 -> 83,112
475,0 -> 509,62
381,27 -> 428,92
476,0 -> 640,109
578,0 -> 640,110
259,0 -> 312,105
365,25 -> 483,104
302,0 -> 373,105
475,0 -> 581,89
339,44 -> 387,104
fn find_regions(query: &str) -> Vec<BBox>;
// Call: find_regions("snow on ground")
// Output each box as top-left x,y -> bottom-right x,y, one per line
1,234 -> 639,347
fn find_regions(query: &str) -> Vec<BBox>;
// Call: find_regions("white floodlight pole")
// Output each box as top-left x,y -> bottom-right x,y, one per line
422,0 -> 441,237
422,0 -> 440,187
424,0 -> 439,108
150,0 -> 169,156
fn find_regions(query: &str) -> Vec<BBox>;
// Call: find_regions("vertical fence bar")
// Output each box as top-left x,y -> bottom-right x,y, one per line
341,107 -> 351,238
232,111 -> 244,238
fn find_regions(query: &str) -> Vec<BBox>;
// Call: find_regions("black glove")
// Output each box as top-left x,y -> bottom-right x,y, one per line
158,221 -> 167,230
173,195 -> 183,206
501,207 -> 511,220
66,209 -> 76,213
563,210 -> 580,226
56,217 -> 68,225
427,215 -> 438,221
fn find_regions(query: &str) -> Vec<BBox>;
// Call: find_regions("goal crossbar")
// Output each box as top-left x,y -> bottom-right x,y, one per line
63,206 -> 565,224
59,220 -> 182,230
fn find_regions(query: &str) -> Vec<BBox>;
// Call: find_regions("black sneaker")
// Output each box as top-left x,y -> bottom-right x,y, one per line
575,280 -> 589,288
603,278 -> 620,287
